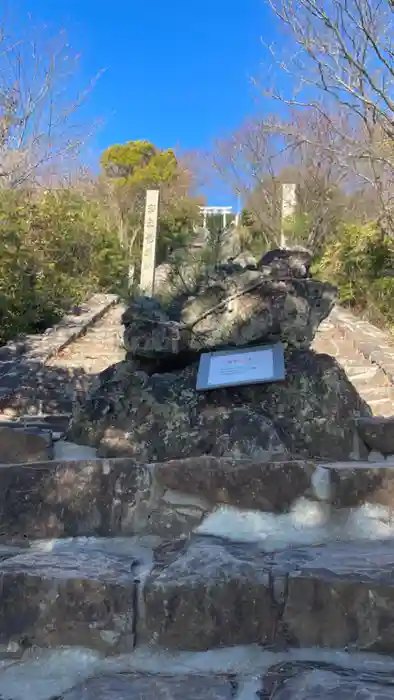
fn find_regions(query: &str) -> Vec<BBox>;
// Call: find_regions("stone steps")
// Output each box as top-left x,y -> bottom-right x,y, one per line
3,453 -> 394,539
312,320 -> 394,416
0,304 -> 126,418
1,536 -> 394,656
0,455 -> 394,656
48,303 -> 125,373
366,398 -> 394,415
5,653 -> 394,700
356,386 -> 394,402
142,536 -> 394,653
1,454 -> 394,698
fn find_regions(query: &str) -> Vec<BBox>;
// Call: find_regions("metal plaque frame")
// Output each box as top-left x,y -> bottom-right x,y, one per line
196,342 -> 286,391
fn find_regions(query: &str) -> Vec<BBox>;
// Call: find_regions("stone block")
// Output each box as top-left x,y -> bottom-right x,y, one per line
61,674 -> 237,700
0,426 -> 52,464
357,416 -> 394,455
0,550 -> 137,653
277,539 -> 394,653
155,456 -> 318,512
143,536 -> 277,650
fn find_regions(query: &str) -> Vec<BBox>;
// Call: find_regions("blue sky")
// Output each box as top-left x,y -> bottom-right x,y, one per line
11,0 -> 281,204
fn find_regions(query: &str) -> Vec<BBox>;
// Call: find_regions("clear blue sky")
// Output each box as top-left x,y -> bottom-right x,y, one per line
12,0 -> 281,204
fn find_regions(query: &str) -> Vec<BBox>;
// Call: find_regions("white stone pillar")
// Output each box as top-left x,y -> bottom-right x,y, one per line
140,189 -> 160,296
281,183 -> 297,248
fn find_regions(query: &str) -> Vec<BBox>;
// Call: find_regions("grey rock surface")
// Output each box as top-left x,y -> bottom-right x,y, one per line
69,349 -> 370,462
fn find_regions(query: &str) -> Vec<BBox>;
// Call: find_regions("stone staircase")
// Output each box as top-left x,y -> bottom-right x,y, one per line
1,298 -> 394,698
0,455 -> 393,698
313,315 -> 394,416
0,295 -> 125,420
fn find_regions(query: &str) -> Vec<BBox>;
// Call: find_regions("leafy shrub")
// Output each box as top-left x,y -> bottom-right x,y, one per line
316,222 -> 394,328
0,188 -> 128,345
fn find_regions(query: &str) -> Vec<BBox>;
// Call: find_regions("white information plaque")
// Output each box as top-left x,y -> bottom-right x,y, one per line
196,343 -> 285,391
207,347 -> 274,387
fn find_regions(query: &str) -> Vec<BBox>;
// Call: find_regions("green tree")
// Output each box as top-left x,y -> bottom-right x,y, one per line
100,140 -> 202,267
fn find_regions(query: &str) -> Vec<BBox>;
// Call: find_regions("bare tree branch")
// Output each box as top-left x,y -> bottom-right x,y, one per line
0,13 -> 102,188
256,0 -> 394,227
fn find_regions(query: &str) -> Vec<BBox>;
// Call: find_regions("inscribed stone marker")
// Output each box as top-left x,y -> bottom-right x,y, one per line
196,343 -> 285,391
281,183 -> 297,247
140,189 -> 160,296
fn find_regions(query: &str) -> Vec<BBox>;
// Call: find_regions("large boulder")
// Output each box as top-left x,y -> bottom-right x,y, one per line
123,263 -> 336,364
70,249 -> 369,463
68,349 -> 371,462
122,296 -> 188,363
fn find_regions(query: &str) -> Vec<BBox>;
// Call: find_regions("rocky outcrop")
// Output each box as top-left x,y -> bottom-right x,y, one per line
69,349 -> 370,462
68,249 -> 372,462
259,247 -> 313,278
123,262 -> 336,362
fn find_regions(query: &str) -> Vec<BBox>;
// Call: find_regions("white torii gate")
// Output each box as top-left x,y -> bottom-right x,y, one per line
200,205 -> 234,230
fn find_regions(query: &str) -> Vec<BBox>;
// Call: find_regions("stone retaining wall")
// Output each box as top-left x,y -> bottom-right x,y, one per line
0,293 -> 119,406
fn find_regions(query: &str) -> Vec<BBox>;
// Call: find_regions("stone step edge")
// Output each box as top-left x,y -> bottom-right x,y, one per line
0,293 -> 120,405
0,455 -> 392,468
0,414 -> 71,435
330,305 -> 394,388
0,412 -> 71,422
0,455 -> 392,505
